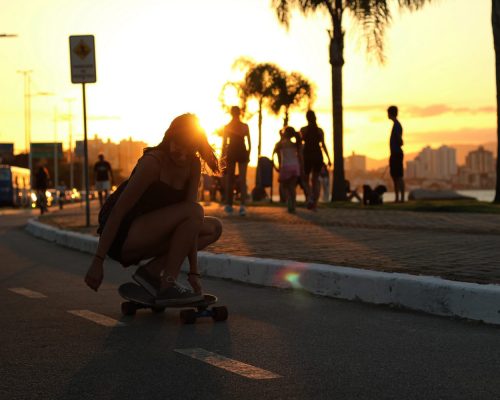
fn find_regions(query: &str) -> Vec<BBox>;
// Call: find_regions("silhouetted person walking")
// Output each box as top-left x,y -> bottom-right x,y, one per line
34,163 -> 50,214
222,106 -> 251,216
387,105 -> 405,202
94,153 -> 113,207
300,110 -> 331,210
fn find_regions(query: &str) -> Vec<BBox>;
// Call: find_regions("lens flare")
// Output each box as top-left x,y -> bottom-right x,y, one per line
284,272 -> 302,289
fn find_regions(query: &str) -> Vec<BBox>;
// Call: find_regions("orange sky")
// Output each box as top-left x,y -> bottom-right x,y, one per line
0,0 -> 496,165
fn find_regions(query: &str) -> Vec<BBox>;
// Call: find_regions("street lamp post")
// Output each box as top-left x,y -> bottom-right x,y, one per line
17,70 -> 33,179
64,98 -> 76,190
53,106 -> 59,188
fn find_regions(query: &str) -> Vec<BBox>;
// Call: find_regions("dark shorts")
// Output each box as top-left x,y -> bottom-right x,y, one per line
304,155 -> 323,175
227,146 -> 249,164
107,212 -> 137,265
390,153 -> 404,179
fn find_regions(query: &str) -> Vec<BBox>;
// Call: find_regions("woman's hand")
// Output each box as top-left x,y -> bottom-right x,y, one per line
187,273 -> 203,294
85,258 -> 104,291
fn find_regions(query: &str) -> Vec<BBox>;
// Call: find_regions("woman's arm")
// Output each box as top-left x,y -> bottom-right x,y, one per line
186,157 -> 203,293
319,129 -> 332,166
272,142 -> 281,171
245,124 -> 251,154
84,153 -> 160,291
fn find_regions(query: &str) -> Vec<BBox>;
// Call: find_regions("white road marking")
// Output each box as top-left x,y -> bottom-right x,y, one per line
174,348 -> 281,380
68,310 -> 126,328
8,287 -> 47,299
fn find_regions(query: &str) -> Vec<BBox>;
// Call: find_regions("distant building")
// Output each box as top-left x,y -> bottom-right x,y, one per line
345,152 -> 366,172
406,145 -> 457,180
466,146 -> 495,173
119,137 -> 147,177
456,146 -> 496,189
0,143 -> 14,159
75,134 -> 147,178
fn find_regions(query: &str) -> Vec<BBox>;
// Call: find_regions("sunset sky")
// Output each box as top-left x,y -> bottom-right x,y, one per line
0,0 -> 496,165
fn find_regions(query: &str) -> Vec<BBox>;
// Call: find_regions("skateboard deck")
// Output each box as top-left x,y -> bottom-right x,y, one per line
118,282 -> 227,324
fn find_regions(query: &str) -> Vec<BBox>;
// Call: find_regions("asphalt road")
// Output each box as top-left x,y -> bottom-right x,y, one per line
1,209 -> 500,400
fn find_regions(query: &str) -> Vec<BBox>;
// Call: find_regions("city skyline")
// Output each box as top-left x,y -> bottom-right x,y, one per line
0,0 -> 495,166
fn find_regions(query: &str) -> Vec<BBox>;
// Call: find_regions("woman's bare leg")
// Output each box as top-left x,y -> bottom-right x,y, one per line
198,216 -> 222,250
121,202 -> 203,268
312,171 -> 320,206
225,161 -> 236,207
149,213 -> 204,286
238,162 -> 248,206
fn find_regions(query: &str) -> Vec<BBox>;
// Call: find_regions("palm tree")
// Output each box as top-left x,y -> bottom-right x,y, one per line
273,0 -> 434,201
271,71 -> 314,127
241,62 -> 284,156
493,0 -> 500,203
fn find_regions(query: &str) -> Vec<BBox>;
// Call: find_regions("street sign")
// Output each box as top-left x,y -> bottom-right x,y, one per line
69,34 -> 96,227
0,143 -> 14,157
31,143 -> 63,159
69,35 -> 96,84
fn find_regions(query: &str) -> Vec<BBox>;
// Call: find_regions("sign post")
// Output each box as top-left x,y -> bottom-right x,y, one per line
69,35 -> 96,227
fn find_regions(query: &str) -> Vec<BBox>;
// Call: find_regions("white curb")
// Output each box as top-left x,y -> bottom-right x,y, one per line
26,218 -> 500,325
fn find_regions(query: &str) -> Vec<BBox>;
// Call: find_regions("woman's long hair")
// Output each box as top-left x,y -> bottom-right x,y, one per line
145,113 -> 219,174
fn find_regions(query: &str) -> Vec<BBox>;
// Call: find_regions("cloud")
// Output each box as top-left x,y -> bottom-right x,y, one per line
405,104 -> 495,118
405,127 -> 496,145
316,103 -> 496,118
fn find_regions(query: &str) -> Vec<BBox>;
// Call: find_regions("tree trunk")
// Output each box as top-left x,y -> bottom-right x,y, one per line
258,97 -> 263,157
493,0 -> 500,203
330,7 -> 347,202
284,107 -> 289,127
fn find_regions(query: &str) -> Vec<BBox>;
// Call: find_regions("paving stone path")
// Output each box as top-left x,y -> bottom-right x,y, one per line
38,201 -> 500,285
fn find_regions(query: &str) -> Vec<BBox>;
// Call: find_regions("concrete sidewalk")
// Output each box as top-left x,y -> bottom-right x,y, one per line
27,201 -> 500,325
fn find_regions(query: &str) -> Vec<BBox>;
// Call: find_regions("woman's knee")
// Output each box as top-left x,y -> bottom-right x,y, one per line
209,217 -> 222,240
184,202 -> 204,227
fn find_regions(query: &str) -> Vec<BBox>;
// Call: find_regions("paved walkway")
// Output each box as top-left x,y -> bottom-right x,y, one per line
38,201 -> 500,285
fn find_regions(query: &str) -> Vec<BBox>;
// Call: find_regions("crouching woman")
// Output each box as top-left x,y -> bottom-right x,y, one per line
84,114 -> 222,305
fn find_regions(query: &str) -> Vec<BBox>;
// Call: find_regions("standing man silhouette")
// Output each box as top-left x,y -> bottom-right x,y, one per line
222,106 -> 251,216
94,153 -> 113,207
387,106 -> 405,203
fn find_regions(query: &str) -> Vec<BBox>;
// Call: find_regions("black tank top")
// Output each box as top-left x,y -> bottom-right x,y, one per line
130,180 -> 186,218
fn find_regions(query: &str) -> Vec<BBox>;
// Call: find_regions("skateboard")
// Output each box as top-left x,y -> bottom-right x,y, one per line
118,282 -> 228,324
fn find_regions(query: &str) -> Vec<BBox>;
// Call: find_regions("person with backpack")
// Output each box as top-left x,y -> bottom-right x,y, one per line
84,114 -> 222,305
273,127 -> 304,213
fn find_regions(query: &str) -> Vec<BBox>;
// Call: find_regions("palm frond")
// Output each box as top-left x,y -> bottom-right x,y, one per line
345,0 -> 391,64
397,0 -> 434,12
272,0 -> 333,27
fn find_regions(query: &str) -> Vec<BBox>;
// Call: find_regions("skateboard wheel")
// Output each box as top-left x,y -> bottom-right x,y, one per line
180,309 -> 197,324
212,306 -> 228,322
152,306 -> 166,313
121,301 -> 137,316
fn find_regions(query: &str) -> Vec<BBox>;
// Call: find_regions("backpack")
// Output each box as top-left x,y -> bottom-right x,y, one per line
97,178 -> 130,234
96,151 -> 161,234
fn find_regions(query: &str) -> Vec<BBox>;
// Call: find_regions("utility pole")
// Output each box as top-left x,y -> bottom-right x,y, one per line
64,98 -> 76,189
53,106 -> 59,187
17,70 -> 33,183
